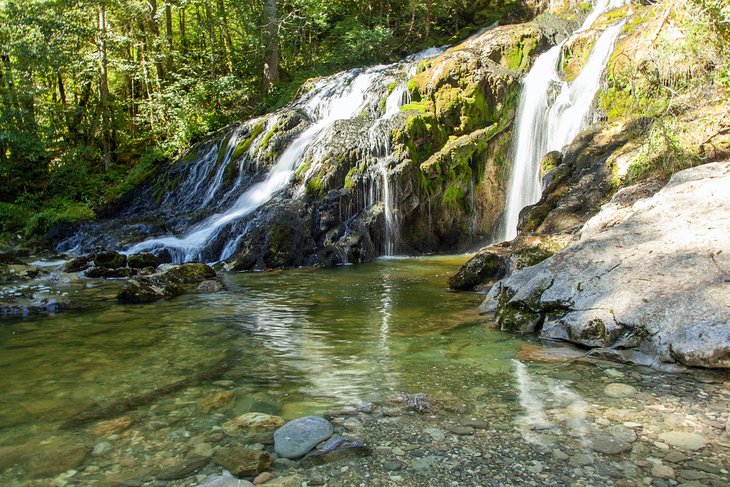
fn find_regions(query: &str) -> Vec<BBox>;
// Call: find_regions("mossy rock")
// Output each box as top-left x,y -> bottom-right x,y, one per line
86,267 -> 137,279
164,263 -> 217,285
93,251 -> 127,269
448,250 -> 508,291
127,252 -> 162,269
62,255 -> 93,272
117,279 -> 165,304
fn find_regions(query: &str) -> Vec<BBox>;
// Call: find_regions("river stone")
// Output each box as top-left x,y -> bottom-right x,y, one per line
117,279 -> 165,304
223,412 -> 285,443
587,431 -> 632,454
198,391 -> 235,413
603,383 -> 637,398
91,416 -> 134,436
212,446 -> 271,477
651,463 -> 676,479
274,416 -> 333,459
657,431 -> 707,451
606,424 -> 637,443
300,436 -> 370,466
62,255 -> 93,272
155,456 -> 209,480
22,443 -> 91,478
200,475 -> 254,487
424,427 -> 446,442
197,279 -> 224,292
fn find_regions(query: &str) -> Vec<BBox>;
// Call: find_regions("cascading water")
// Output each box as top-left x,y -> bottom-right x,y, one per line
122,48 -> 442,263
500,1 -> 628,241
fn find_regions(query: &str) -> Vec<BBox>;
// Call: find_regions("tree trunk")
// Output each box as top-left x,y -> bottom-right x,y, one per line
98,3 -> 112,171
263,0 -> 279,93
217,0 -> 234,74
205,4 -> 217,77
165,0 -> 174,75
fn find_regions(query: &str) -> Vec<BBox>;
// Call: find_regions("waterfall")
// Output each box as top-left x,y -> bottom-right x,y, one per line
122,48 -> 443,263
500,1 -> 627,241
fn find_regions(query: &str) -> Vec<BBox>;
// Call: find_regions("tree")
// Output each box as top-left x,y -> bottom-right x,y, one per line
263,0 -> 279,94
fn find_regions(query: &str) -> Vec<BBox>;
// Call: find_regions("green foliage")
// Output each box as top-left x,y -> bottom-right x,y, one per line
25,200 -> 95,237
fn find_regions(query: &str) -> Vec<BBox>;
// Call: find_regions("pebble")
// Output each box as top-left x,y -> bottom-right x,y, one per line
570,453 -> 594,467
274,416 -> 333,459
450,426 -> 475,435
392,447 -> 406,456
92,441 -> 113,457
663,451 -> 689,463
253,472 -> 275,484
587,431 -> 632,454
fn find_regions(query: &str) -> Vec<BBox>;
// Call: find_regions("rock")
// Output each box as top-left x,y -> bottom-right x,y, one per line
198,391 -> 235,413
570,453 -> 594,467
197,279 -> 225,292
222,412 -> 285,444
384,459 -> 404,471
117,278 -> 165,304
253,471 -> 275,484
155,456 -> 209,480
489,162 -> 730,368
164,263 -> 216,284
262,475 -> 303,487
91,441 -> 113,456
657,431 -> 707,451
603,383 -> 637,398
424,427 -> 446,442
85,266 -> 137,278
300,436 -> 370,466
606,424 -> 637,443
127,252 -> 162,269
62,255 -> 93,272
200,475 -> 255,487
212,446 -> 271,477
271,457 -> 297,472
587,431 -> 632,454
21,443 -> 90,478
410,455 -> 438,475
651,464 -> 676,479
91,416 -> 134,436
448,249 -> 507,290
450,426 -> 475,435
93,251 -> 127,269
663,451 -> 689,463
274,416 -> 333,459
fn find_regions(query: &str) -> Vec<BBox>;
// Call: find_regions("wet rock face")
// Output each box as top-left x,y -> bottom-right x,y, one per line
484,162 -> 730,368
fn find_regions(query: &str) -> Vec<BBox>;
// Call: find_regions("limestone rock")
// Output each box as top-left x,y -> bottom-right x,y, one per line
274,416 -> 333,459
603,383 -> 637,398
488,162 -> 730,368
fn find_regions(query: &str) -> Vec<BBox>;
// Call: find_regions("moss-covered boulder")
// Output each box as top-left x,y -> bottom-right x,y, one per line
127,252 -> 162,269
85,267 -> 137,279
93,251 -> 127,269
448,249 -> 508,291
117,279 -> 165,304
62,255 -> 93,273
164,263 -> 216,285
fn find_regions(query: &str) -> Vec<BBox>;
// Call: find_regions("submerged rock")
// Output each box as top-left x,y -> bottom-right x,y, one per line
274,416 -> 333,459
222,412 -> 285,444
486,162 -> 730,368
212,446 -> 271,477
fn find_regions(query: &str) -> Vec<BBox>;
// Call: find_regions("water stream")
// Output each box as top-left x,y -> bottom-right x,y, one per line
500,2 -> 627,240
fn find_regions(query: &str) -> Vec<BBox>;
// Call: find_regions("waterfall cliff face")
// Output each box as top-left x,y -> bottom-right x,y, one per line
500,1 -> 628,241
57,14 -> 601,268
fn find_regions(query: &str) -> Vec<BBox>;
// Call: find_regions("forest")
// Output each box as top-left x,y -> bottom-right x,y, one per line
0,0 -> 526,242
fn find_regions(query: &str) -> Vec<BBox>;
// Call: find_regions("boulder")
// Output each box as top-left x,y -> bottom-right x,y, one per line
62,255 -> 93,272
487,162 -> 730,368
85,267 -> 137,278
274,416 -> 333,459
164,263 -> 216,284
93,251 -> 127,269
127,252 -> 162,269
117,279 -> 165,304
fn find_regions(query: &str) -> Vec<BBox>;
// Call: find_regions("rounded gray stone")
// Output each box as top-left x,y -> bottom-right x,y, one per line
274,416 -> 333,459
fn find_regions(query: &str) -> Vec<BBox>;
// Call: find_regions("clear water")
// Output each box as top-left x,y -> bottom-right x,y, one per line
1,258 -> 727,485
0,258 -> 519,445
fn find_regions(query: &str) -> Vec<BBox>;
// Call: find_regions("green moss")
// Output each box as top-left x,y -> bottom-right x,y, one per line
399,101 -> 430,113
24,201 -> 96,236
387,81 -> 397,95
260,123 -> 279,152
407,79 -> 422,102
232,122 -> 265,161
305,176 -> 325,197
344,166 -> 359,191
217,131 -> 235,166
295,157 -> 312,178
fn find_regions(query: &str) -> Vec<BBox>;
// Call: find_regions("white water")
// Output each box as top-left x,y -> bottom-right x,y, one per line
126,48 -> 443,262
500,1 -> 627,240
